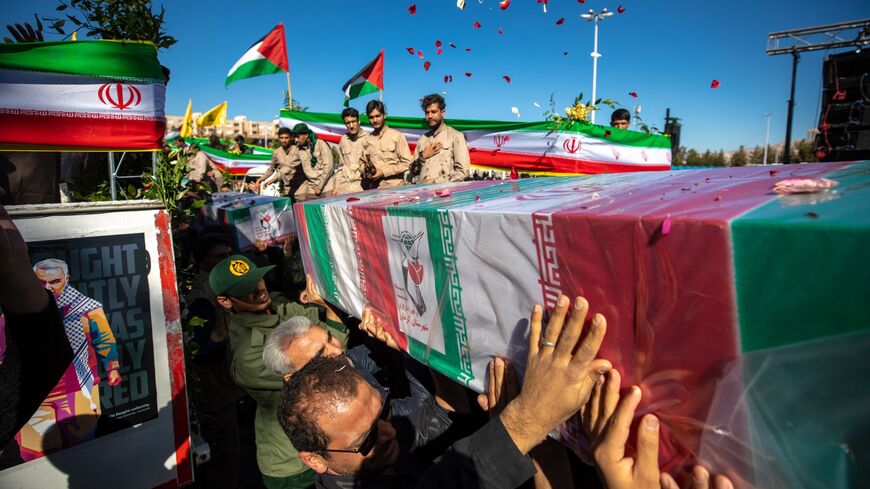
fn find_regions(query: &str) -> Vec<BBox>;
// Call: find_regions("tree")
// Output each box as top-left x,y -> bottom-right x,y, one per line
700,150 -> 713,165
796,139 -> 818,163
282,91 -> 308,111
686,149 -> 701,164
714,150 -> 727,167
730,145 -> 748,167
42,0 -> 175,50
748,146 -> 765,165
671,146 -> 687,165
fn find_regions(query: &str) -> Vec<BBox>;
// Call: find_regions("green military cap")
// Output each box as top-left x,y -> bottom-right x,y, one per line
208,254 -> 275,297
289,123 -> 310,135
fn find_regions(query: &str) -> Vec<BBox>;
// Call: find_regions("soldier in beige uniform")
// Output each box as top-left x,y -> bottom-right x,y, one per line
251,127 -> 297,194
187,144 -> 224,190
324,107 -> 368,196
289,123 -> 332,201
361,100 -> 411,189
411,94 -> 470,184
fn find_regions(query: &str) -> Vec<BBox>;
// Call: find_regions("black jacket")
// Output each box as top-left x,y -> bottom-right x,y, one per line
317,397 -> 536,489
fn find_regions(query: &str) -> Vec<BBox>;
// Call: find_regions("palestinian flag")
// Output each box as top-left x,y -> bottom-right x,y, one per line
281,109 -> 670,174
295,161 -> 870,487
342,50 -> 384,106
0,40 -> 166,151
226,23 -> 288,87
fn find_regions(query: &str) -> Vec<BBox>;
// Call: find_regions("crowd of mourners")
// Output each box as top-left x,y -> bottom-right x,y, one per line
0,96 -> 735,489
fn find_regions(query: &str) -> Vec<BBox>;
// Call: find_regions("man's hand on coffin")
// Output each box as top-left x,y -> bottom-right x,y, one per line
477,357 -> 518,418
0,205 -> 48,314
593,380 -> 735,489
360,306 -> 400,351
499,294 -> 611,454
300,274 -> 341,323
582,368 -> 622,448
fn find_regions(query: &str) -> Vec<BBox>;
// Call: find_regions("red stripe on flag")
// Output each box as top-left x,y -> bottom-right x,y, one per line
349,205 -> 407,350
467,149 -> 670,174
0,112 -> 164,150
257,23 -> 289,71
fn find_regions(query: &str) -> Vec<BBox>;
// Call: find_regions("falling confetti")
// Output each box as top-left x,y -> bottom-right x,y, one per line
510,167 -> 519,180
629,91 -> 638,98
503,75 -> 512,83
511,106 -> 520,118
500,0 -> 511,10
537,0 -> 549,13
417,50 -> 424,58
711,79 -> 721,89
456,0 -> 466,9
473,21 -> 482,28
444,75 -> 453,83
563,51 -> 569,55
408,4 -> 417,14
498,28 -> 504,34
577,0 -> 585,2
406,47 -> 415,55
475,195 -> 482,201
435,40 -> 442,47
465,48 -> 472,52
617,5 -> 625,13
533,102 -> 541,108
435,189 -> 452,197
556,17 -> 565,25
465,72 -> 472,77
424,61 -> 431,71
604,130 -> 612,137
436,48 -> 443,55
449,42 -> 457,48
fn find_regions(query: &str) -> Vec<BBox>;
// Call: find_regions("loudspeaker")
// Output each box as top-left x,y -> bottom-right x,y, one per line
815,50 -> 870,161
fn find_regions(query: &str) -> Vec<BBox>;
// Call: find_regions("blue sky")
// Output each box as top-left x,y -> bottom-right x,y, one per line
5,0 -> 867,151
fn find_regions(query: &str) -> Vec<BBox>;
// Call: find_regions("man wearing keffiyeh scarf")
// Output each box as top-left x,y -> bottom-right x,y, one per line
13,258 -> 121,460
289,123 -> 333,202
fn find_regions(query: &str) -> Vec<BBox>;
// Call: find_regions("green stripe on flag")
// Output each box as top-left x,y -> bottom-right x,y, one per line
345,80 -> 380,101
304,202 -> 340,304
0,40 -> 164,82
732,161 -> 870,352
281,110 -> 671,149
226,58 -> 284,86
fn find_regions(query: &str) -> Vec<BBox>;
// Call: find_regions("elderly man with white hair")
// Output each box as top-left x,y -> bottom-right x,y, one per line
263,308 -> 432,417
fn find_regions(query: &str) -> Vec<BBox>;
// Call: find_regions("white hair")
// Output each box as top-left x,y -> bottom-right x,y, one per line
263,316 -> 313,376
33,258 -> 69,276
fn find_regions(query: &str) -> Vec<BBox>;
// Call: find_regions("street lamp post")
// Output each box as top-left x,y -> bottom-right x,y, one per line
763,112 -> 774,165
581,8 -> 613,124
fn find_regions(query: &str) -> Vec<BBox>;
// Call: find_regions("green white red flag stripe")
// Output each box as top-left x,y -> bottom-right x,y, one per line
186,140 -> 273,175
281,110 -> 671,174
226,23 -> 288,87
0,41 -> 165,151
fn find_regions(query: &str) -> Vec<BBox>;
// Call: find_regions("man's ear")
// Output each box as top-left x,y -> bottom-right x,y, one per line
216,295 -> 233,311
298,451 -> 329,474
283,372 -> 293,382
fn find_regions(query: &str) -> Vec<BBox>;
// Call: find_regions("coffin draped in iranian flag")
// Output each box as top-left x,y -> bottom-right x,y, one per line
296,161 -> 870,488
0,40 -> 166,151
281,109 -> 671,174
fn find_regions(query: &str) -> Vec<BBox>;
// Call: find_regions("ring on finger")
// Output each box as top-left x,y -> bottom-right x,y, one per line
541,341 -> 557,347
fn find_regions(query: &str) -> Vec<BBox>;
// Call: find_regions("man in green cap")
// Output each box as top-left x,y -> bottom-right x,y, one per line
287,123 -> 333,201
210,255 -> 348,489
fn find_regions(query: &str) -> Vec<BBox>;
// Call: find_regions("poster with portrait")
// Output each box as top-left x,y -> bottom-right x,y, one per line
0,202 -> 191,488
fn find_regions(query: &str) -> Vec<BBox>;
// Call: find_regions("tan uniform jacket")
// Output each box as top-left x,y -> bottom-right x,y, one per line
291,139 -> 332,201
413,123 -> 470,184
187,151 -> 224,188
265,145 -> 299,188
363,126 -> 411,189
326,132 -> 368,195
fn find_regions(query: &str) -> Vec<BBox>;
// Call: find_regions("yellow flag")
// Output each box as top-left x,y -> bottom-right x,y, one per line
180,99 -> 193,138
197,101 -> 227,127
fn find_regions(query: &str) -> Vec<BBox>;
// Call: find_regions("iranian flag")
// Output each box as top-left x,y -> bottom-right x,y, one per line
281,110 -> 671,174
0,40 -> 166,151
226,23 -> 288,87
342,50 -> 384,106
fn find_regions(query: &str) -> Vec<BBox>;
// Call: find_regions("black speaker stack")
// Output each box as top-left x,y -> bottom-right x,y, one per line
815,50 -> 870,161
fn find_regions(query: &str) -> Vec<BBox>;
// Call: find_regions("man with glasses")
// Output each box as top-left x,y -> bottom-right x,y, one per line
210,255 -> 348,489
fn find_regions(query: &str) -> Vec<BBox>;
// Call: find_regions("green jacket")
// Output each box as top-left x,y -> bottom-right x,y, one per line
227,292 -> 348,477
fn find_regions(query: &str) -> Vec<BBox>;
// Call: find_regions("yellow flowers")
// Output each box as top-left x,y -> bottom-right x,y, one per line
565,103 -> 593,121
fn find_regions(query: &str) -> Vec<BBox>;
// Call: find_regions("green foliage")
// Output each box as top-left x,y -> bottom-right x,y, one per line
795,138 -> 818,163
730,145 -> 748,167
282,92 -> 308,111
42,0 -> 175,49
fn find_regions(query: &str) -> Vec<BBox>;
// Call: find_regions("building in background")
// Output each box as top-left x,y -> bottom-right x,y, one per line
165,114 -> 281,143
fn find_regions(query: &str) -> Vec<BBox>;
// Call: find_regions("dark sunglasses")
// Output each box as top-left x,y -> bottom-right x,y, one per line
324,391 -> 391,456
